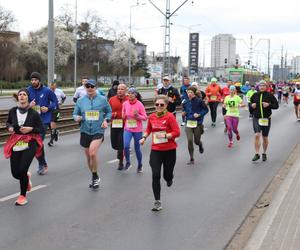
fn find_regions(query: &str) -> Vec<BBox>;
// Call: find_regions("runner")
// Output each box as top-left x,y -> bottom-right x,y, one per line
107,80 -> 119,101
4,89 -> 44,205
292,82 -> 300,120
157,76 -> 181,117
221,80 -> 232,133
276,82 -> 283,104
122,87 -> 147,172
180,76 -> 191,126
48,82 -> 66,147
73,76 -> 88,103
73,79 -> 112,189
250,80 -> 279,161
245,85 -> 257,118
282,83 -> 290,105
205,78 -> 222,127
191,81 -> 207,101
108,83 -> 128,170
27,72 -> 58,175
182,86 -> 208,164
140,95 -> 180,211
223,85 -> 246,148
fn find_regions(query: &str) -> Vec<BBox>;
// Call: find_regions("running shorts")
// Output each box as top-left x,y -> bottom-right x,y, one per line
51,109 -> 60,122
252,117 -> 271,137
80,133 -> 104,148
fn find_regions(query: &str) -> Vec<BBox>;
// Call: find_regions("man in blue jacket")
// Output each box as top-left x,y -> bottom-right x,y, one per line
28,72 -> 58,175
183,86 -> 209,165
73,79 -> 112,189
180,76 -> 191,126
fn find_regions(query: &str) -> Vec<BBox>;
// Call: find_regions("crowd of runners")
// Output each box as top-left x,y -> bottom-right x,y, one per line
3,72 -> 300,210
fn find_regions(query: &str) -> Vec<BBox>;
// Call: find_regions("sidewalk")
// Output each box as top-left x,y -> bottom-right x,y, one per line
245,144 -> 300,250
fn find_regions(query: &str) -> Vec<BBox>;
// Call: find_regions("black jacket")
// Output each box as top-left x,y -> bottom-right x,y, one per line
157,86 -> 181,113
6,107 -> 44,135
250,91 -> 279,118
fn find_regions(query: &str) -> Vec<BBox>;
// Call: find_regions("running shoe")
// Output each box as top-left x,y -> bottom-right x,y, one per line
48,141 -> 53,147
89,178 -> 100,189
181,122 -> 185,126
15,195 -> 28,206
199,142 -> 204,154
137,165 -> 143,173
117,163 -> 124,171
262,153 -> 267,162
187,159 -> 195,165
125,162 -> 132,171
27,172 -> 32,192
252,154 -> 260,161
152,200 -> 162,211
166,180 -> 173,187
54,130 -> 59,142
236,134 -> 240,141
227,141 -> 233,148
211,122 -> 216,127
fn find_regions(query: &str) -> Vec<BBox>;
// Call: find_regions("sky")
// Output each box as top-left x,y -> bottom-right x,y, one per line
2,0 -> 300,71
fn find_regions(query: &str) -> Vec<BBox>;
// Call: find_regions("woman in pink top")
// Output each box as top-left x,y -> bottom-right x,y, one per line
122,87 -> 147,172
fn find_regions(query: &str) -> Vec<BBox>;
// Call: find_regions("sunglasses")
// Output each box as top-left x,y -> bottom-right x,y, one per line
155,103 -> 165,107
85,84 -> 95,89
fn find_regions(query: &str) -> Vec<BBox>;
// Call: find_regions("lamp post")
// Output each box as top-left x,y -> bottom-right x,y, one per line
129,2 -> 146,86
48,0 -> 55,85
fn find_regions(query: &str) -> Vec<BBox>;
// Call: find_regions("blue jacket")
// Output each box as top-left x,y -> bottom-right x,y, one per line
27,84 -> 58,124
180,84 -> 190,103
241,85 -> 250,94
73,93 -> 112,135
183,96 -> 209,124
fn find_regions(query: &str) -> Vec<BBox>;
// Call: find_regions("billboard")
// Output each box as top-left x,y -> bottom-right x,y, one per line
188,33 -> 199,76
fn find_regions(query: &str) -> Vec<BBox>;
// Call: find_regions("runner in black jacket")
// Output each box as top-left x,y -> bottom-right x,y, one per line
250,80 -> 279,162
157,76 -> 181,116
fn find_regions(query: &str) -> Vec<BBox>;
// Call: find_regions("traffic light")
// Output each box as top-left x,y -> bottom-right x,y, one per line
224,58 -> 227,64
247,60 -> 250,65
235,59 -> 239,69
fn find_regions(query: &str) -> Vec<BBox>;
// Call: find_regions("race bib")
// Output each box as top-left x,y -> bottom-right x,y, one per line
210,95 -> 217,101
32,105 -> 41,114
258,118 -> 269,126
112,119 -> 123,128
13,141 -> 29,152
153,131 -> 168,144
127,119 -> 137,128
85,111 -> 100,121
186,120 -> 197,128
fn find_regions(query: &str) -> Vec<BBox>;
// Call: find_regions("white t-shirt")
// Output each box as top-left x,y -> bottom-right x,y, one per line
73,85 -> 86,100
54,88 -> 66,105
17,109 -> 28,126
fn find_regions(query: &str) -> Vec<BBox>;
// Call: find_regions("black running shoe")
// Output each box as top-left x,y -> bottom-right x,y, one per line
48,141 -> 53,147
152,200 -> 162,211
117,163 -> 124,171
252,154 -> 260,162
89,178 -> 100,189
199,142 -> 204,154
262,153 -> 267,162
167,180 -> 173,187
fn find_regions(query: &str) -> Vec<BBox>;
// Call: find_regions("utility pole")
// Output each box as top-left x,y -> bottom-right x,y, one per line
74,0 -> 78,90
148,0 -> 190,76
48,0 -> 55,85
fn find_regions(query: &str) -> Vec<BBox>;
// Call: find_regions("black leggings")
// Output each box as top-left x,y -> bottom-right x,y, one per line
208,102 -> 219,123
149,149 -> 176,200
10,141 -> 37,196
110,127 -> 124,163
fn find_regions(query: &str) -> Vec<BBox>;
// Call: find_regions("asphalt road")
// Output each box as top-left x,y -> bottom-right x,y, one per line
0,103 -> 299,250
0,91 -> 156,110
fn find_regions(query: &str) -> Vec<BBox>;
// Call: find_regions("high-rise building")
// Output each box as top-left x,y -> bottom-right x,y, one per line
211,34 -> 236,69
291,56 -> 300,76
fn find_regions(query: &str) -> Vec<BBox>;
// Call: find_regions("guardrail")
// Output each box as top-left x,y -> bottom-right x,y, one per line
0,99 -> 158,143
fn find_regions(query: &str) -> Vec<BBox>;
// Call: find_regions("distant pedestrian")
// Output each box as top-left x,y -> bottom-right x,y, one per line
73,76 -> 89,103
107,80 -> 120,101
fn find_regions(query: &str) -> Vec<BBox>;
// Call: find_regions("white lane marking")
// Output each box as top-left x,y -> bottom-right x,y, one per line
107,159 -> 119,164
0,185 -> 47,202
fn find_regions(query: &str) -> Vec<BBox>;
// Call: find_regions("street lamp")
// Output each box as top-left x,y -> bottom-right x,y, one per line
74,0 -> 78,90
129,2 -> 146,86
48,0 -> 55,85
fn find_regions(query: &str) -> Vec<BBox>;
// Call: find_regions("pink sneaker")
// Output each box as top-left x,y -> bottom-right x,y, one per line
27,172 -> 32,192
227,142 -> 233,148
15,195 -> 28,206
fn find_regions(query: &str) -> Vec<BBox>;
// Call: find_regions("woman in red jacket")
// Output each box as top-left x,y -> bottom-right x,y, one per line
4,89 -> 43,206
140,95 -> 180,211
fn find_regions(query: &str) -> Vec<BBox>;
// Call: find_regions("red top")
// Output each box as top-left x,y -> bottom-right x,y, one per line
145,112 -> 180,151
109,95 -> 129,119
205,83 -> 222,102
4,133 -> 43,159
221,86 -> 230,102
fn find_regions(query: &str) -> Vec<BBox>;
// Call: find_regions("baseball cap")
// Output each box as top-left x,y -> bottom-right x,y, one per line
163,76 -> 170,81
87,79 -> 96,86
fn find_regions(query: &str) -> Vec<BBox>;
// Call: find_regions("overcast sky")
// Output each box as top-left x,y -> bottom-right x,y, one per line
2,0 -> 300,71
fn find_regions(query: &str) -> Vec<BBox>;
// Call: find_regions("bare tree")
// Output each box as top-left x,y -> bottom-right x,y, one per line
0,5 -> 16,31
56,4 -> 74,32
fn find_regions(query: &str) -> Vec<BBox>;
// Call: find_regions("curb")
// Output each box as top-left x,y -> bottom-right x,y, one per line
224,143 -> 300,250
